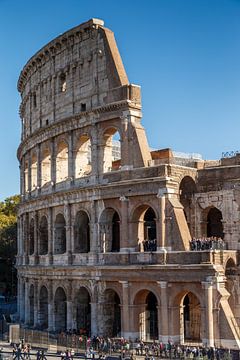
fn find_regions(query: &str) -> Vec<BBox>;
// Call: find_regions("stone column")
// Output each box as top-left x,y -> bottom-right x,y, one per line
48,207 -> 53,264
91,123 -> 99,179
27,152 -> 32,194
50,138 -> 56,188
120,196 -> 132,251
48,281 -> 54,332
157,190 -> 166,250
19,277 -> 25,322
33,280 -> 39,328
66,281 -> 73,330
120,281 -> 131,338
158,281 -> 169,343
120,115 -> 130,168
34,211 -> 39,264
202,281 -> 214,347
90,200 -> 98,254
68,131 -> 74,182
64,202 -> 72,264
36,143 -> 41,194
24,280 -> 30,325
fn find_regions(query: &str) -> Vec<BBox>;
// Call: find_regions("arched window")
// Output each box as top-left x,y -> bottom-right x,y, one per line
132,205 -> 157,252
102,129 -> 121,173
207,207 -> 224,238
74,211 -> 90,253
41,146 -> 51,186
39,216 -> 48,255
54,287 -> 67,331
56,140 -> 68,183
75,135 -> 92,178
102,289 -> 121,337
54,214 -> 66,254
31,153 -> 37,190
29,218 -> 34,255
39,286 -> 48,330
99,208 -> 121,253
75,287 -> 91,336
182,292 -> 201,341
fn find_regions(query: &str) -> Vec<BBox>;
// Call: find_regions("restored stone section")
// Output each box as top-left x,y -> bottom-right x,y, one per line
16,18 -> 240,349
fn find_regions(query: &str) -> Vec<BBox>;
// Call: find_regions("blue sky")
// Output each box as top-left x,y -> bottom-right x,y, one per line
0,0 -> 240,200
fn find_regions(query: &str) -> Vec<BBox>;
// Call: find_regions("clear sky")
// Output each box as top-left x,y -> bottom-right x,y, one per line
0,0 -> 240,200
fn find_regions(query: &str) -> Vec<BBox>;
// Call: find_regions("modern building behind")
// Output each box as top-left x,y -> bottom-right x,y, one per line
16,18 -> 240,348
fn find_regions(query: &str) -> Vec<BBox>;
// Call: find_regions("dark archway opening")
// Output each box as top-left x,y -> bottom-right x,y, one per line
207,208 -> 224,238
146,292 -> 158,340
112,212 -> 120,252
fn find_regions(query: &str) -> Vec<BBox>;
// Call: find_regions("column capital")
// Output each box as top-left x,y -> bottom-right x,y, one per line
119,281 -> 129,288
157,281 -> 168,289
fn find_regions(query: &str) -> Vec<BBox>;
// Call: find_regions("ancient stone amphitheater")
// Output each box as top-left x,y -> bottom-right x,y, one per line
16,18 -> 240,348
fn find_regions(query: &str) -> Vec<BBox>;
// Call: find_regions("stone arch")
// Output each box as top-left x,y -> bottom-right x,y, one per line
74,287 -> 91,336
74,210 -> 90,253
101,288 -> 121,337
54,213 -> 66,254
41,145 -> 51,186
131,204 -> 157,252
54,287 -> 67,332
172,290 -> 202,344
202,206 -> 224,239
29,284 -> 34,326
31,152 -> 37,190
133,289 -> 159,341
99,208 -> 121,252
39,216 -> 48,255
179,176 -> 197,236
29,218 -> 34,255
56,140 -> 68,183
102,127 -> 121,173
74,134 -> 92,178
39,286 -> 48,330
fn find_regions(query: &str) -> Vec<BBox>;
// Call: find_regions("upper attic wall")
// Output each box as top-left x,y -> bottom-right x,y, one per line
18,19 -> 140,139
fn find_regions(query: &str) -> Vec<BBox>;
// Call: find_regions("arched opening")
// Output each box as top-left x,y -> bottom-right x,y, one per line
179,176 -> 196,236
112,212 -> 120,252
75,287 -> 91,336
75,135 -> 92,178
102,289 -> 121,337
39,286 -> 48,330
31,153 -> 37,190
39,216 -> 48,255
54,287 -> 67,332
74,211 -> 90,253
102,129 -> 121,173
29,218 -> 34,255
29,284 -> 34,326
54,214 -> 66,254
132,205 -> 157,252
207,207 -> 224,238
182,292 -> 201,342
99,208 -> 121,252
134,290 -> 158,341
41,146 -> 51,186
56,140 -> 68,183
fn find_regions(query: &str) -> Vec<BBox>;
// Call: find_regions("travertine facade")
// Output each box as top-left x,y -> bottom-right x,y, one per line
17,18 -> 240,348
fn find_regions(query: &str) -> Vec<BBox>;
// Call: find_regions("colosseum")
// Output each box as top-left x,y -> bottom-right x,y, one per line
16,18 -> 240,348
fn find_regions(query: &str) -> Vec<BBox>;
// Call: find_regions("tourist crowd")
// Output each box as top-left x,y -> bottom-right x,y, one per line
138,239 -> 157,252
189,237 -> 225,251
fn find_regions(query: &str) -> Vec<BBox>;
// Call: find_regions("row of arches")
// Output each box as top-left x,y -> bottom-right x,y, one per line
26,284 -> 202,341
23,130 -> 121,192
25,206 -> 157,255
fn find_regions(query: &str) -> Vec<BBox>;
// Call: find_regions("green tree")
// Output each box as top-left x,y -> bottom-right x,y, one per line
0,195 -> 20,296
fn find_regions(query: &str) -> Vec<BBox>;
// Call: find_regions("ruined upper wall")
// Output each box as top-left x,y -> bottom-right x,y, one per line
18,19 -> 141,140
